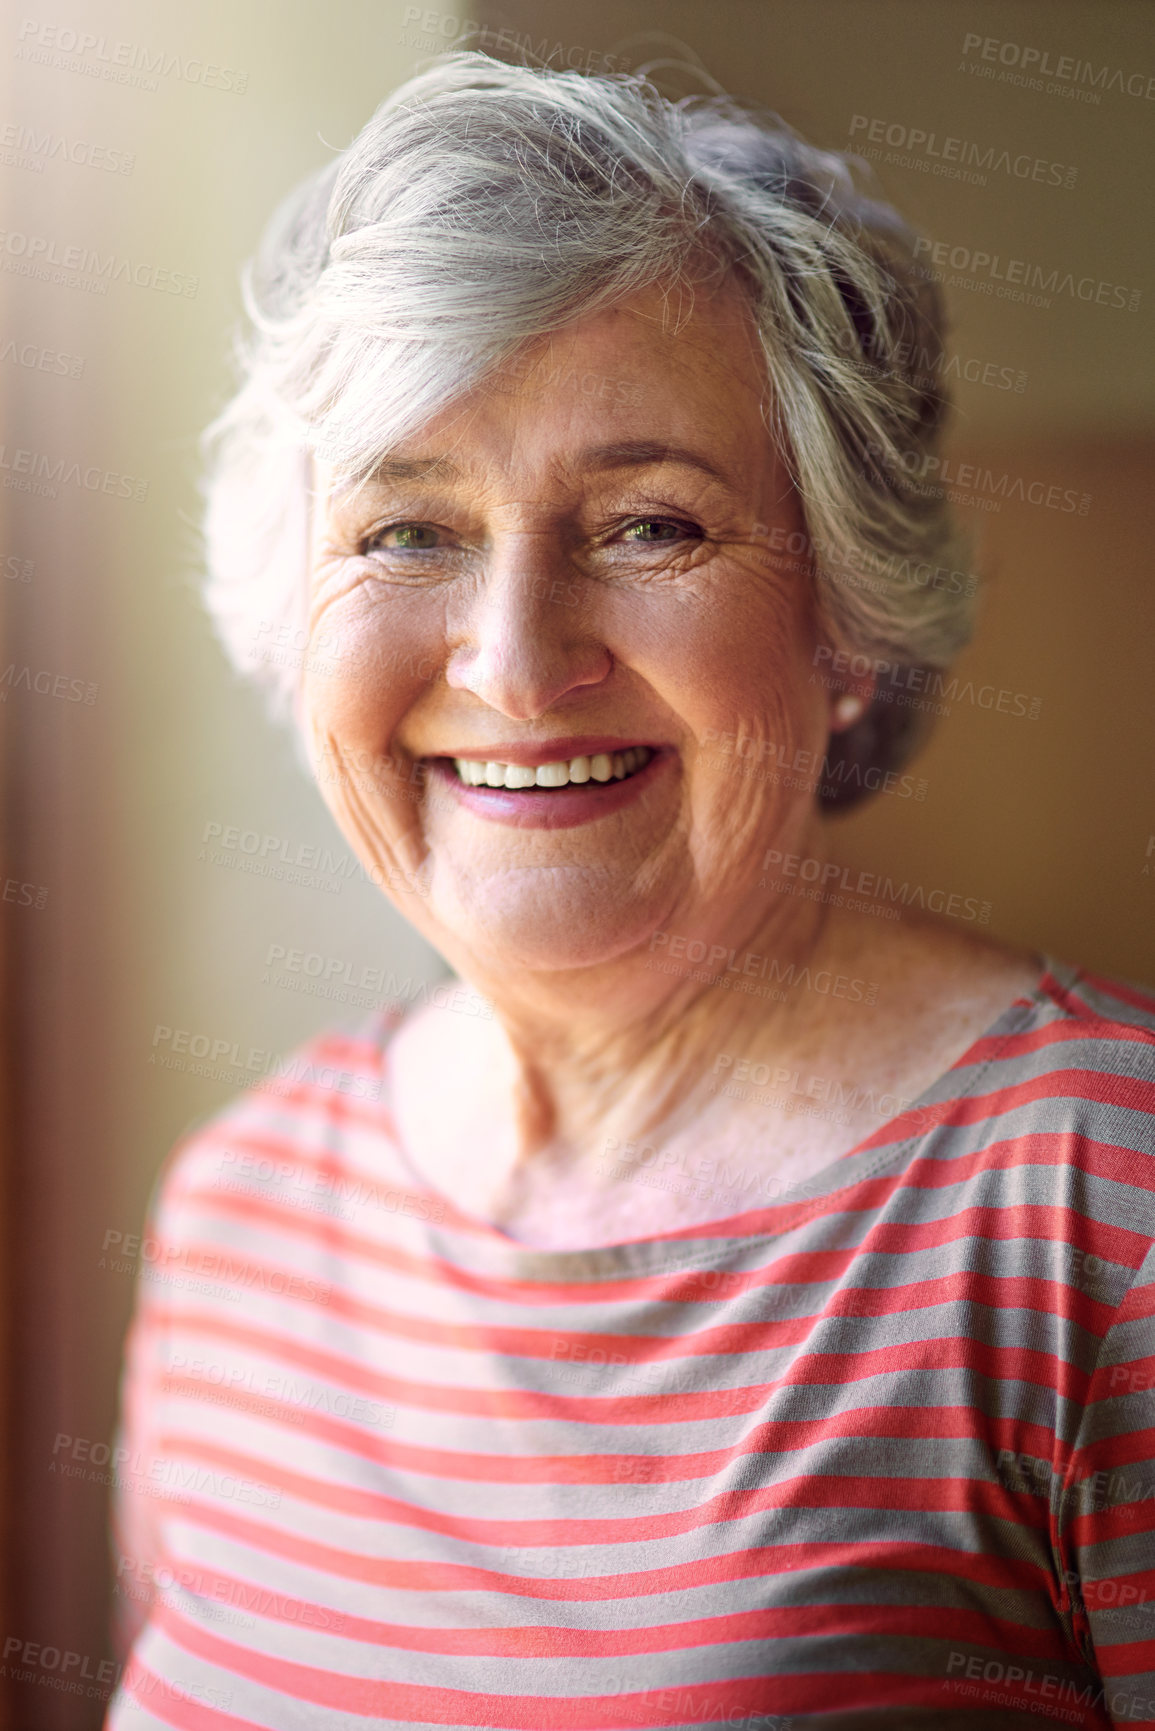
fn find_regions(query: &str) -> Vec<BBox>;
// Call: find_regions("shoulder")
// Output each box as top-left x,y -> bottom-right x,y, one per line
982,958 -> 1155,1089
1042,960 -> 1155,1043
861,911 -> 1155,1111
143,1009 -> 410,1250
939,958 -> 1155,1182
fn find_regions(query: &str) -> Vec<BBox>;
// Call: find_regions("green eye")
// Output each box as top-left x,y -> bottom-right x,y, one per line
364,523 -> 441,553
623,519 -> 682,542
387,524 -> 439,550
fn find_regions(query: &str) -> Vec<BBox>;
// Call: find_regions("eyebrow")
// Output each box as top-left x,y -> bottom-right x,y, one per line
581,440 -> 731,485
358,456 -> 461,486
358,440 -> 731,491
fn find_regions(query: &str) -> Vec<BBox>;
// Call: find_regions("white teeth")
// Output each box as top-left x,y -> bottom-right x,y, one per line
452,748 -> 652,789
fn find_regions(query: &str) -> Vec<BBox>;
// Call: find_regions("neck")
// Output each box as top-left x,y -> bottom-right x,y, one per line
458,880 -> 846,1172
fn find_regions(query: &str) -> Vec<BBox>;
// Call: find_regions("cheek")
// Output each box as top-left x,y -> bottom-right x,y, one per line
304,650 -> 418,750
635,563 -> 821,743
302,586 -> 433,750
651,572 -> 828,860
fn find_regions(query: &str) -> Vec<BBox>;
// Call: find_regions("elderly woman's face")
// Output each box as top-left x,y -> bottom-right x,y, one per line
305,281 -> 843,977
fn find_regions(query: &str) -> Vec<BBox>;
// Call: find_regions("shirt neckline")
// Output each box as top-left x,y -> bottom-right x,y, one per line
376,951 -> 1076,1275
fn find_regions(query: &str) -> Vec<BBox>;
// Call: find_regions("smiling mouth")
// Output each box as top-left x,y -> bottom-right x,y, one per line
451,747 -> 654,790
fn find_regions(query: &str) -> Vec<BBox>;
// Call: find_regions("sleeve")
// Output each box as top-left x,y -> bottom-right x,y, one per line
1058,1241 -> 1155,1729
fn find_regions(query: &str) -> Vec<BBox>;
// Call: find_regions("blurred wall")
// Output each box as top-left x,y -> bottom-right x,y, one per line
1,0 -> 1152,1724
1,4 -> 452,1723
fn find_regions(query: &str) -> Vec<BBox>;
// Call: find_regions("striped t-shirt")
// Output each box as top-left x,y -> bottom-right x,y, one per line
106,957 -> 1155,1730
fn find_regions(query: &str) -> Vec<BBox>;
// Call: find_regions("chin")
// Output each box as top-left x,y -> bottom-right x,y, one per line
432,868 -> 671,977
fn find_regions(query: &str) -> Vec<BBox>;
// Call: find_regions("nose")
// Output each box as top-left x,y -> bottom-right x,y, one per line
445,541 -> 612,720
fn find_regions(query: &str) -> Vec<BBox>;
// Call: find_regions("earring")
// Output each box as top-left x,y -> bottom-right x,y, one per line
833,693 -> 867,727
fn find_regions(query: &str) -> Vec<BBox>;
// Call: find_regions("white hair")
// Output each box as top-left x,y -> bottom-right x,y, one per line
202,52 -> 975,800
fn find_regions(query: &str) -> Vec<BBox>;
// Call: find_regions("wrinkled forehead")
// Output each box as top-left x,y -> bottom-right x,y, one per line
313,276 -> 780,514
493,272 -> 766,385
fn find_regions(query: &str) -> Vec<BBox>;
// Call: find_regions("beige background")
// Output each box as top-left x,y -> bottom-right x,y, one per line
1,0 -> 1152,1723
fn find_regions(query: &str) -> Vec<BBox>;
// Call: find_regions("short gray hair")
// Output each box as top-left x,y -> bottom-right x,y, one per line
202,52 -> 973,803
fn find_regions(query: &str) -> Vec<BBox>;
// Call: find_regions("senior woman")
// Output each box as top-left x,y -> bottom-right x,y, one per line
107,55 -> 1155,1731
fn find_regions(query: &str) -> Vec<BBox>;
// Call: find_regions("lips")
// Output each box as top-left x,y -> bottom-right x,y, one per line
427,743 -> 671,830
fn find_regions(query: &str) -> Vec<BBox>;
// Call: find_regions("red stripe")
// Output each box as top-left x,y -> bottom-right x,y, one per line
150,1205 -> 1136,1366
156,1429 -> 1062,1558
151,1261 -> 1111,1424
149,1406 -> 1061,1546
149,1597 -> 1077,1729
1074,972 -> 1155,1021
161,1557 -> 1071,1660
120,1654 -> 270,1729
155,1491 -> 1059,1601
